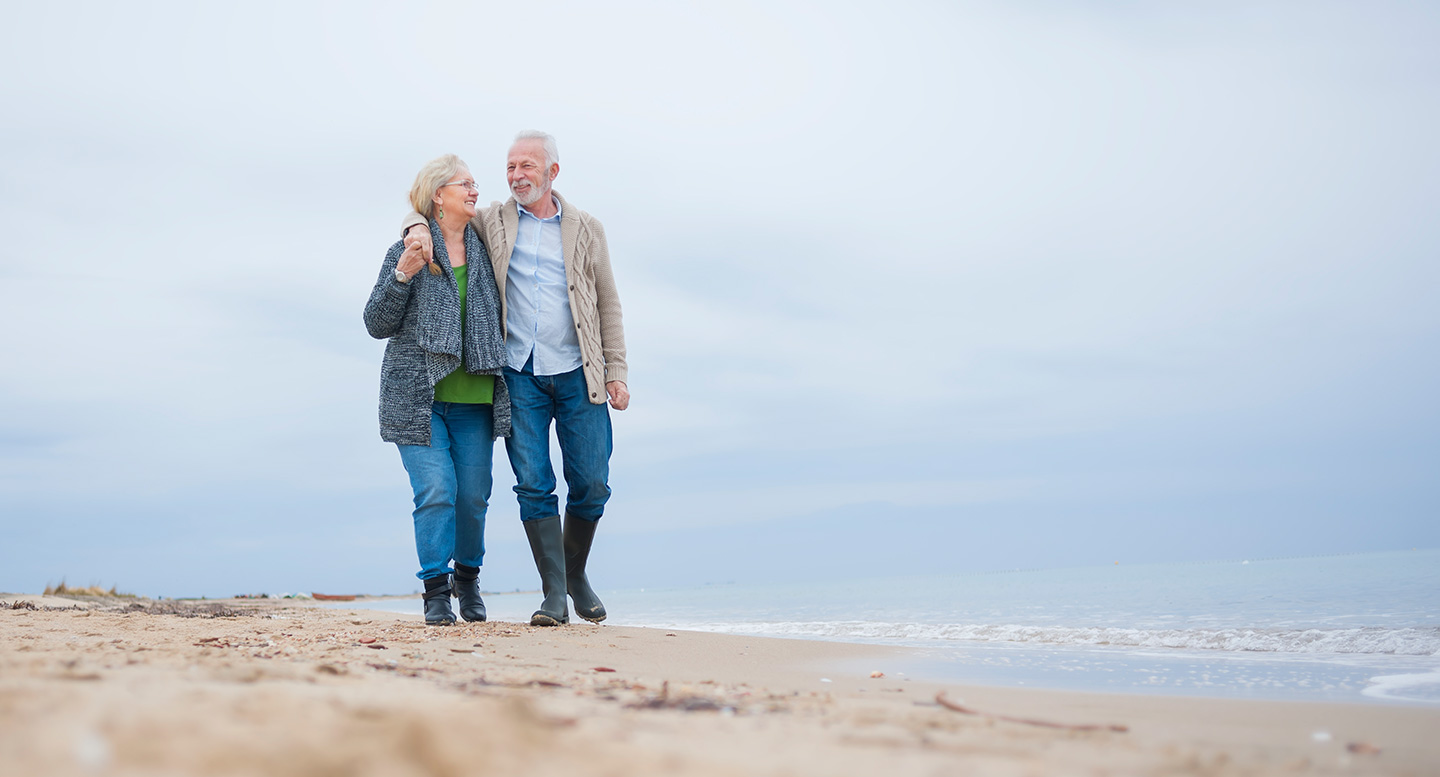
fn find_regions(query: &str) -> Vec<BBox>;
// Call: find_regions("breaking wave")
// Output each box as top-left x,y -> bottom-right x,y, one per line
657,621 -> 1440,656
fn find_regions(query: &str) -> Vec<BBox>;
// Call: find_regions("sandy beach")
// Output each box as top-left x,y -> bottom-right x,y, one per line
2,593 -> 1436,777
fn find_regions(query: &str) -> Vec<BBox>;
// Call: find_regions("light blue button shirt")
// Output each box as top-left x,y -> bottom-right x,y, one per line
506,198 -> 582,375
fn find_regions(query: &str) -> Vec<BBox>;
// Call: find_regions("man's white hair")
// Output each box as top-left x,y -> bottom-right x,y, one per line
514,129 -> 560,169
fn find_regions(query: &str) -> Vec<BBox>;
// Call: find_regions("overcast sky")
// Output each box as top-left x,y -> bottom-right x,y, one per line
2,2 -> 1436,598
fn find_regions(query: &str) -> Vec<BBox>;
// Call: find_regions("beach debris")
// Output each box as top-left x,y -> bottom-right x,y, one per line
359,637 -> 377,644
592,667 -> 617,673
665,633 -> 677,637
1311,730 -> 1333,743
1347,742 -> 1381,755
870,671 -> 885,678
366,644 -> 388,650
935,692 -> 1128,733
625,681 -> 727,712
8,599 -> 87,613
366,662 -> 439,678
463,677 -> 572,691
125,601 -> 253,618
820,678 -> 832,683
450,648 -> 474,654
4,598 -> 83,613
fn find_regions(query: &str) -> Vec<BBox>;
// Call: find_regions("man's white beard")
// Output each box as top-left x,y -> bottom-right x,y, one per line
512,173 -> 550,206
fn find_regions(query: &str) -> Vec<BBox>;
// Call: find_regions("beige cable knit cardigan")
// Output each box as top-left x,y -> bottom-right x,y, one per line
403,191 -> 627,404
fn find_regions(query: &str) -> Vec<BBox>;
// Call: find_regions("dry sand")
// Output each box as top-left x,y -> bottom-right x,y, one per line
2,593 -> 1436,776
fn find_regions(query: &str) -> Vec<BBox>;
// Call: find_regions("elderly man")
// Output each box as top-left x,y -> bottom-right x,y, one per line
402,130 -> 628,627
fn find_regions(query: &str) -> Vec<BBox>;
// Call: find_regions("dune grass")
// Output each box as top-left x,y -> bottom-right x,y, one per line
43,580 -> 136,598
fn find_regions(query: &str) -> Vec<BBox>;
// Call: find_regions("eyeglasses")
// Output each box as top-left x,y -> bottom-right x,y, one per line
440,180 -> 479,192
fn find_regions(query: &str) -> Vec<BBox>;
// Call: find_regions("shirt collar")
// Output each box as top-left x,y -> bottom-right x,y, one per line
516,196 -> 562,222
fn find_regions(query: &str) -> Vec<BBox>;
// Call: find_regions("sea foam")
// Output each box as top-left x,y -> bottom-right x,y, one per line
659,621 -> 1440,656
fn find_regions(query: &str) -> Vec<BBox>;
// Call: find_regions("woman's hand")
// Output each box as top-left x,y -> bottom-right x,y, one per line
396,240 -> 429,281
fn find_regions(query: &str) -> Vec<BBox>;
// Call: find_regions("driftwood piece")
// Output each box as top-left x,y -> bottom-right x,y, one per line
936,692 -> 1128,733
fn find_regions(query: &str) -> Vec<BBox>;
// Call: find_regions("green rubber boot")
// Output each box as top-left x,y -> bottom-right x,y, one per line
564,514 -> 607,623
524,516 -> 569,626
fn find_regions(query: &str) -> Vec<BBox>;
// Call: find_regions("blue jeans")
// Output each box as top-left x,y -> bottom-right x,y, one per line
503,360 -> 612,524
396,401 -> 495,581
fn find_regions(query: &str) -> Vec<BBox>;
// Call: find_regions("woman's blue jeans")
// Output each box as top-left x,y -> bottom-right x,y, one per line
503,362 -> 612,523
396,401 -> 494,581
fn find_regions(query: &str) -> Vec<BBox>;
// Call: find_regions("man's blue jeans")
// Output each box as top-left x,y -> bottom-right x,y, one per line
503,361 -> 612,524
396,401 -> 494,581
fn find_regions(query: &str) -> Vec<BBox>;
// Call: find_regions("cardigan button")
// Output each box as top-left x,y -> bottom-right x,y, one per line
591,392 -> 597,397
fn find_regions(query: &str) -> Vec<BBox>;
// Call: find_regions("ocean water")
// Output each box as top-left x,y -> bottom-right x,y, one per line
331,549 -> 1440,705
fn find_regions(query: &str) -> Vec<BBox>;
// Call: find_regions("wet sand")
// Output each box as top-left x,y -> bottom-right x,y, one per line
2,593 -> 1436,776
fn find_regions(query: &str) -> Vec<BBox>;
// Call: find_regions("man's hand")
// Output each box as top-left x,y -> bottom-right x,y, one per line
606,381 -> 630,411
396,241 -> 428,281
404,224 -> 434,263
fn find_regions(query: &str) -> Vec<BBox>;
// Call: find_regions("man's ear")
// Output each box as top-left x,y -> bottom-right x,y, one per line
549,163 -> 560,182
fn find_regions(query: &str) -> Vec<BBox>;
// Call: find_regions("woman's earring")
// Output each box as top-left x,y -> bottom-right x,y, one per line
437,206 -> 445,220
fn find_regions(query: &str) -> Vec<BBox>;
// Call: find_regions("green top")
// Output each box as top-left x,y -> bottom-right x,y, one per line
432,263 -> 495,404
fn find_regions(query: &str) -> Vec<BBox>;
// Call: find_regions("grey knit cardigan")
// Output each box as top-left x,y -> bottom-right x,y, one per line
363,221 -> 511,445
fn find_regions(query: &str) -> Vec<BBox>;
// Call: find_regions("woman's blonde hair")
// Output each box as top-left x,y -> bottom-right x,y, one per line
409,154 -> 467,218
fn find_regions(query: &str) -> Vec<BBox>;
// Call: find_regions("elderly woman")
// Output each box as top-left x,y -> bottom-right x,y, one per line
364,154 -> 509,626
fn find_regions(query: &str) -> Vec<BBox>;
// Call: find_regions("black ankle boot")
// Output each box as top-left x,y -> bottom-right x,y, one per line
422,575 -> 455,626
564,514 -> 606,623
523,515 -> 569,626
452,563 -> 486,622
